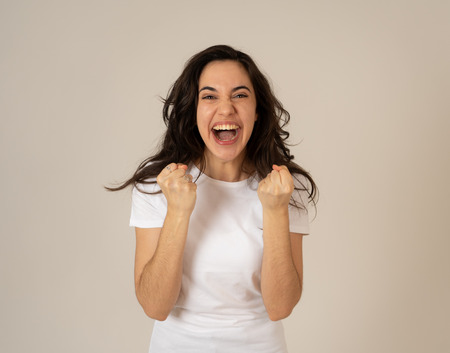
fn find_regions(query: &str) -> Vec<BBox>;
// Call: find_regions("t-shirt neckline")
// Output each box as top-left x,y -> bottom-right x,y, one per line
190,164 -> 253,188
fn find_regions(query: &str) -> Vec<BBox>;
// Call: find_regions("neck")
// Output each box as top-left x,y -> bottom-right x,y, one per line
200,151 -> 252,182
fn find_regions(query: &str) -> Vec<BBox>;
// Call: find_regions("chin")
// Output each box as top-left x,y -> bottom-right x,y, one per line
208,147 -> 246,164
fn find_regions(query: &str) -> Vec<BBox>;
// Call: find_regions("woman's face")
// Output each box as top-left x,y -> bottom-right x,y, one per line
196,60 -> 257,165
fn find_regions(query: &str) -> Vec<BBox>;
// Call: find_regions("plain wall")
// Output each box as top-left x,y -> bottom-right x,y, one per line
1,1 -> 449,352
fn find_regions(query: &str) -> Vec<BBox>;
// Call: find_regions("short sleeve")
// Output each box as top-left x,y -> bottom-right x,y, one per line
129,182 -> 167,228
288,175 -> 312,235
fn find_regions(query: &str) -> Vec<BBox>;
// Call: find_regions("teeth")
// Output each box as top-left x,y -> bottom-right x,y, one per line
213,124 -> 239,131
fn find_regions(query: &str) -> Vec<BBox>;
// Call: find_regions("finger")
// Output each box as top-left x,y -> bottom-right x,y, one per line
170,167 -> 187,179
277,165 -> 290,175
177,163 -> 188,170
273,164 -> 290,177
161,163 -> 178,176
183,174 -> 193,183
272,164 -> 282,172
273,164 -> 291,173
270,169 -> 282,184
278,167 -> 294,187
158,164 -> 173,186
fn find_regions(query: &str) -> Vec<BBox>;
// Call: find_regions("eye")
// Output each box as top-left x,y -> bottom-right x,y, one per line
201,95 -> 216,100
234,93 -> 248,99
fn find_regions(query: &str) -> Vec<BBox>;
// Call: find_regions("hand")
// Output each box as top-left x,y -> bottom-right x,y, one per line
257,165 -> 294,211
156,163 -> 197,215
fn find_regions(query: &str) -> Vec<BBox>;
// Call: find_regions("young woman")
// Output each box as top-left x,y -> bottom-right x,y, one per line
110,45 -> 317,352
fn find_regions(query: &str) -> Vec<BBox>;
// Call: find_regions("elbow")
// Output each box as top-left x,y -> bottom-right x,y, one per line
267,307 -> 294,321
142,306 -> 170,321
136,292 -> 172,321
265,293 -> 301,321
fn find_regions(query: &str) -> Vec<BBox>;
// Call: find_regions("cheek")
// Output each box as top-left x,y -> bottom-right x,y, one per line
196,108 -> 209,135
197,105 -> 214,125
243,109 -> 258,125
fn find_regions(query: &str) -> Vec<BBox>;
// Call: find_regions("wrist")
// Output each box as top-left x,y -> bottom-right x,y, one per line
166,207 -> 193,221
262,205 -> 289,218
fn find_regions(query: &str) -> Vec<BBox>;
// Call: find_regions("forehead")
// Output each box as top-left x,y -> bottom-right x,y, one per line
199,60 -> 253,87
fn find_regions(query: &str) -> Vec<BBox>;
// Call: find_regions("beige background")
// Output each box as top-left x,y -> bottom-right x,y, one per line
1,0 -> 449,352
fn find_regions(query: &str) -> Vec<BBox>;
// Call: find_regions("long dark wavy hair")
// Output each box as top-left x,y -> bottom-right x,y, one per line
107,45 -> 317,209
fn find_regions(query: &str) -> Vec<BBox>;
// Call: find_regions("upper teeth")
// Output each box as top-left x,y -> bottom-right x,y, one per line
213,124 -> 239,130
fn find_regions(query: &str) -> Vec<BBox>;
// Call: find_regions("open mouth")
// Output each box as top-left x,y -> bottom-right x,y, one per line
212,124 -> 240,142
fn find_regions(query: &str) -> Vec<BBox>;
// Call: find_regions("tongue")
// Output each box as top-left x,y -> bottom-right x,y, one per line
217,130 -> 236,141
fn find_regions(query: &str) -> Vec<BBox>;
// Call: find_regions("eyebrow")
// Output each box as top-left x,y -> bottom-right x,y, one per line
198,85 -> 252,93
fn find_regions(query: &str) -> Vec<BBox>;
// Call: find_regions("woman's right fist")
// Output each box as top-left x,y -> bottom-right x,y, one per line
156,163 -> 197,215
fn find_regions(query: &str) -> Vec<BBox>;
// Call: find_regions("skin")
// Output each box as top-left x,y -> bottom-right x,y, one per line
134,60 -> 304,321
196,60 -> 257,181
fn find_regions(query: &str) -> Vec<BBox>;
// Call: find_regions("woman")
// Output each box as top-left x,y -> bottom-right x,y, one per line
110,45 -> 317,352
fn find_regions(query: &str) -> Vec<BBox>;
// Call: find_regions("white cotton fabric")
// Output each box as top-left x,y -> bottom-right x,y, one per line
130,165 -> 310,353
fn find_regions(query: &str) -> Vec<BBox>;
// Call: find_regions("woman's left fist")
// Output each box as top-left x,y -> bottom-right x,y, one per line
257,165 -> 294,210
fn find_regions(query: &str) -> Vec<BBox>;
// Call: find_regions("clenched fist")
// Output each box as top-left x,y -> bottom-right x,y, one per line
257,165 -> 294,211
156,163 -> 197,215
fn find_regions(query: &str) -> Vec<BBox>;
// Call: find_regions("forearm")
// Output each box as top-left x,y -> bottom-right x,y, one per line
261,208 -> 302,321
137,211 -> 190,320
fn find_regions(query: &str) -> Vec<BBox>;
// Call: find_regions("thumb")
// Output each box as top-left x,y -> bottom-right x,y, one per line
272,164 -> 282,171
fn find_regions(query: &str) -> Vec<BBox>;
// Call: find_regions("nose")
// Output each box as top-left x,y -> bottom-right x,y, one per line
217,99 -> 235,117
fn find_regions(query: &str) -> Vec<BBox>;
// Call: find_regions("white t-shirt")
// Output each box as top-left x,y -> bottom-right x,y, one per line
130,165 -> 310,353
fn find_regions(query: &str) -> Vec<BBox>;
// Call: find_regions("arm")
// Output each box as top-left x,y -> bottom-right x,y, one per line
258,165 -> 304,321
134,163 -> 196,321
